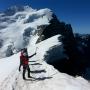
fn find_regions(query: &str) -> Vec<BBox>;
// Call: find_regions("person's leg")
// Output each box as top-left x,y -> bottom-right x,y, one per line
23,66 -> 26,80
27,65 -> 31,78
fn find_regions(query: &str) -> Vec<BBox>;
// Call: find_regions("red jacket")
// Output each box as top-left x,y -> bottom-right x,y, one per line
20,52 -> 28,65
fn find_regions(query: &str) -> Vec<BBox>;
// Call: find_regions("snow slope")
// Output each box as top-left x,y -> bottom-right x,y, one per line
0,6 -> 53,58
0,35 -> 90,90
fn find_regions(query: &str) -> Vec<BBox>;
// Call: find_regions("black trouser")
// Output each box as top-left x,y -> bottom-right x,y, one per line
23,65 -> 30,79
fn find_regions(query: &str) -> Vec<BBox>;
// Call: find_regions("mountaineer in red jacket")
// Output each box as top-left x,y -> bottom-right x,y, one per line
19,48 -> 36,80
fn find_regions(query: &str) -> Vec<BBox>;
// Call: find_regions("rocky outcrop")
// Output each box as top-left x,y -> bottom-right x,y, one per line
38,13 -> 90,79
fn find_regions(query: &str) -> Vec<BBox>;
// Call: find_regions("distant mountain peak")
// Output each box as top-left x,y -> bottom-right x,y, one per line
4,5 -> 35,16
0,5 -> 53,58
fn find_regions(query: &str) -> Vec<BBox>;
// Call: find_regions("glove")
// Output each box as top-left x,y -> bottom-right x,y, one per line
19,68 -> 21,72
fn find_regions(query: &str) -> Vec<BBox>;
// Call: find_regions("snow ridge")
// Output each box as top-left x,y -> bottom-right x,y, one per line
0,35 -> 90,90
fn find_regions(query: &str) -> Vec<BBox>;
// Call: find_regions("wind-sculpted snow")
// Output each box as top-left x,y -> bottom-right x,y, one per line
0,35 -> 90,90
0,6 -> 52,58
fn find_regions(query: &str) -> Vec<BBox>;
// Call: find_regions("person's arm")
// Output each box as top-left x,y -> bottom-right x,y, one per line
19,63 -> 22,71
19,57 -> 22,71
28,52 -> 36,58
28,47 -> 38,58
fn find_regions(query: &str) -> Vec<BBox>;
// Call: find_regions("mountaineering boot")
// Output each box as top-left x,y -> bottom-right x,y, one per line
28,72 -> 31,78
28,75 -> 32,78
23,76 -> 26,80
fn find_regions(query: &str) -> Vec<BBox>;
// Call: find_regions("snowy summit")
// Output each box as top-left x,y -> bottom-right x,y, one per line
0,6 -> 90,90
0,6 -> 52,58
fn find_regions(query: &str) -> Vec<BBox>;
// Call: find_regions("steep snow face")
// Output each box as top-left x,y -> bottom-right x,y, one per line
28,35 -> 67,62
0,6 -> 53,58
0,35 -> 90,90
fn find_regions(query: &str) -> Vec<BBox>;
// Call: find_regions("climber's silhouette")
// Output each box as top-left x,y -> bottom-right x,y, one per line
19,48 -> 36,80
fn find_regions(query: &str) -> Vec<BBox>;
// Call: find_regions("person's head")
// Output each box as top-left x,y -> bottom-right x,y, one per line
23,48 -> 27,52
21,48 -> 24,53
21,48 -> 28,56
21,47 -> 27,53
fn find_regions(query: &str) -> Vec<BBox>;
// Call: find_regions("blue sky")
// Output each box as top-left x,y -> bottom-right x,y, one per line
0,0 -> 90,34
